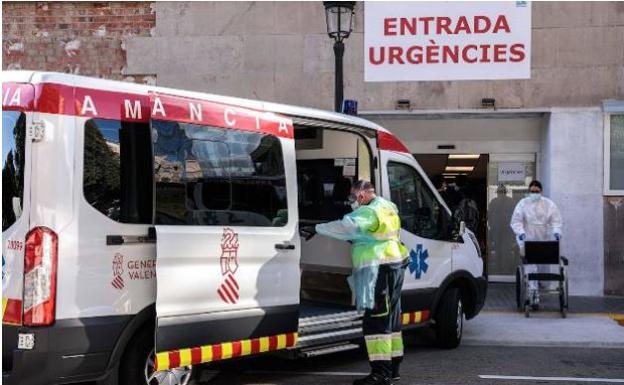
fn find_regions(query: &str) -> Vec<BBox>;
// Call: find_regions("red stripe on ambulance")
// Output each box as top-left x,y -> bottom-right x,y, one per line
4,81 -> 411,152
251,338 -> 261,354
2,83 -> 35,111
12,82 -> 294,138
151,92 -> 293,138
378,131 -> 410,153
154,332 -> 298,371
231,340 -> 242,358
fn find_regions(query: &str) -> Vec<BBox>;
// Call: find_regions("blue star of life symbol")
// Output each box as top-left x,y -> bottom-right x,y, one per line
409,244 -> 429,279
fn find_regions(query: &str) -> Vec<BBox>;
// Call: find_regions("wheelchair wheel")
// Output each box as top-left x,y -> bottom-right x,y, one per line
515,267 -> 523,311
561,276 -> 569,318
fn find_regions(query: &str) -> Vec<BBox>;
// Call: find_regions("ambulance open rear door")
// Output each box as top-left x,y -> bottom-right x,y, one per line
149,92 -> 301,371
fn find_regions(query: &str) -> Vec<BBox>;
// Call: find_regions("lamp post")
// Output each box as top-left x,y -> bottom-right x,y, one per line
323,1 -> 355,112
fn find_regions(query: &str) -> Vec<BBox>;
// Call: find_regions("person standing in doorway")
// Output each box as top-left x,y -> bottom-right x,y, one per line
315,180 -> 408,385
510,180 -> 563,307
488,185 -> 516,273
453,175 -> 480,235
431,174 -> 452,206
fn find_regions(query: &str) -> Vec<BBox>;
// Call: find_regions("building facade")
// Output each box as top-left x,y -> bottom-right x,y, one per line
3,1 -> 623,295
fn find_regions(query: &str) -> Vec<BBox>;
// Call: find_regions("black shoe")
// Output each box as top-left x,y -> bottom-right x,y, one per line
353,373 -> 393,385
391,368 -> 400,381
391,358 -> 401,382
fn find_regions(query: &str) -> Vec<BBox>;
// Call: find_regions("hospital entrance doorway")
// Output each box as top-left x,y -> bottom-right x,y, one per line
415,153 -> 536,281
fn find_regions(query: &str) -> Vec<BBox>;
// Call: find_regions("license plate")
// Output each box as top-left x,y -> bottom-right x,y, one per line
18,333 -> 35,350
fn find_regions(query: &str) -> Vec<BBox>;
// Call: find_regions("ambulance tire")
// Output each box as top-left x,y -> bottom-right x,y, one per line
435,287 -> 463,349
119,324 -> 153,385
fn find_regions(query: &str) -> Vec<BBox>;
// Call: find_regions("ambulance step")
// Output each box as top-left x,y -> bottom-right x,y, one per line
299,318 -> 362,336
298,342 -> 361,358
298,310 -> 362,329
299,311 -> 362,337
296,327 -> 362,348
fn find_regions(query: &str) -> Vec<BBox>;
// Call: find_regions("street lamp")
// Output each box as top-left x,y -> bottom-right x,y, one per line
323,1 -> 355,112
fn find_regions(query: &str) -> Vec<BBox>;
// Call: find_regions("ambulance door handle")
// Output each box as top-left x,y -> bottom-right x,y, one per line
107,227 -> 156,245
275,242 -> 295,250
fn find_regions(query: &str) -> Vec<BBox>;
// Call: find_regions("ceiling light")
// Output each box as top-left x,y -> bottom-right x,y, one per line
445,166 -> 474,172
448,154 -> 480,160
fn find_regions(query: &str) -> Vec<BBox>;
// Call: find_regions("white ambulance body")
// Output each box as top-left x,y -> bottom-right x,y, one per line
2,71 -> 486,385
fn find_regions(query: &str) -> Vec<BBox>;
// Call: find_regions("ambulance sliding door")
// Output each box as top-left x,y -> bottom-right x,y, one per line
150,93 -> 300,371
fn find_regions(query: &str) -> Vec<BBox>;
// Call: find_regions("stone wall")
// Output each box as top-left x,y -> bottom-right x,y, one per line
4,2 -> 622,109
2,2 -> 156,83
121,1 -> 624,110
542,109 -> 605,296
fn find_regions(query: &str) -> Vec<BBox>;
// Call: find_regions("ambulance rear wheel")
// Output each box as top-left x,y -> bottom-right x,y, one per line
119,325 -> 193,385
435,287 -> 463,349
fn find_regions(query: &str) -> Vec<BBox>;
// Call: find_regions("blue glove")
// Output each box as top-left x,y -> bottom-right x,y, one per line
519,234 -> 526,241
554,233 -> 561,241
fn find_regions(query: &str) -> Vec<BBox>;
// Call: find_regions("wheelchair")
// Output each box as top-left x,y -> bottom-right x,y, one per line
515,241 -> 569,318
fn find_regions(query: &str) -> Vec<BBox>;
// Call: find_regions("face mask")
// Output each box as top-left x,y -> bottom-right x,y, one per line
348,192 -> 360,210
529,192 -> 541,202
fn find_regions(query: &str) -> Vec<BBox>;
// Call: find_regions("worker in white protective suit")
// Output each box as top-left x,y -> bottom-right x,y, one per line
510,180 -> 563,307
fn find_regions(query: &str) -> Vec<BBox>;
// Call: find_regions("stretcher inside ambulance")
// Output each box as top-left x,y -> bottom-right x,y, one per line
2,71 -> 486,385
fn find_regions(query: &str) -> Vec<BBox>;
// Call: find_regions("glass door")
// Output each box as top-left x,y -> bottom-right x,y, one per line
486,154 -> 536,281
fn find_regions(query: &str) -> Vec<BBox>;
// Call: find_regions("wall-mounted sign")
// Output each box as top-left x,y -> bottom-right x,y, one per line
364,1 -> 532,82
498,162 -> 526,182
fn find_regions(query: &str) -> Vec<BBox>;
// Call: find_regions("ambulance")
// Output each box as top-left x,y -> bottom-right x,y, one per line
2,71 -> 486,385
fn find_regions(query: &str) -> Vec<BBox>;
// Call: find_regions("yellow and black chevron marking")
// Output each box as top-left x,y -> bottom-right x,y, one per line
154,332 -> 297,371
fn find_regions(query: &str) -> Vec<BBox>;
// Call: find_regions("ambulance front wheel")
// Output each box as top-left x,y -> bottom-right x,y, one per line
118,325 -> 193,385
435,287 -> 463,349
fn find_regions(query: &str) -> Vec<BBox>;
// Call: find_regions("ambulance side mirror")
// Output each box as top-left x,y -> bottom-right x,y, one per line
12,197 -> 22,218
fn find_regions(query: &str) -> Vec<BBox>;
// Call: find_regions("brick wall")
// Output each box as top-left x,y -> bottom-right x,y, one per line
2,2 -> 156,83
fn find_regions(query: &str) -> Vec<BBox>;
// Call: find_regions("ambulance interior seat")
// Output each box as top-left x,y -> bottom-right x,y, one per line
294,126 -> 372,309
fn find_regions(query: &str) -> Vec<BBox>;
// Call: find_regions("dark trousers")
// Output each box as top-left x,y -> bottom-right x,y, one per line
362,261 -> 407,378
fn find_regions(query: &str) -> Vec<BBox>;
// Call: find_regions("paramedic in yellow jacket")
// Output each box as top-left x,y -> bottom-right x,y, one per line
316,180 -> 408,385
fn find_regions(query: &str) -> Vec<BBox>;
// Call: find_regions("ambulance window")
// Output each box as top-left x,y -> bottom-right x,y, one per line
153,120 -> 288,227
2,111 -> 26,231
387,162 -> 450,240
83,119 -> 153,224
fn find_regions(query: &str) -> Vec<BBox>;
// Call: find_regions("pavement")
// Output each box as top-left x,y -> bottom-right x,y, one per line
463,312 -> 624,348
192,284 -> 624,384
194,345 -> 624,385
463,283 -> 624,348
484,283 -> 624,315
78,283 -> 623,385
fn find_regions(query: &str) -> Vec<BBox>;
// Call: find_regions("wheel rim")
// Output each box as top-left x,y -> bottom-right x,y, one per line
144,349 -> 192,385
456,299 -> 463,339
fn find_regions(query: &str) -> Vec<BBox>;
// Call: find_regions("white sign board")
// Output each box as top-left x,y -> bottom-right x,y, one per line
364,1 -> 532,81
498,162 -> 525,182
